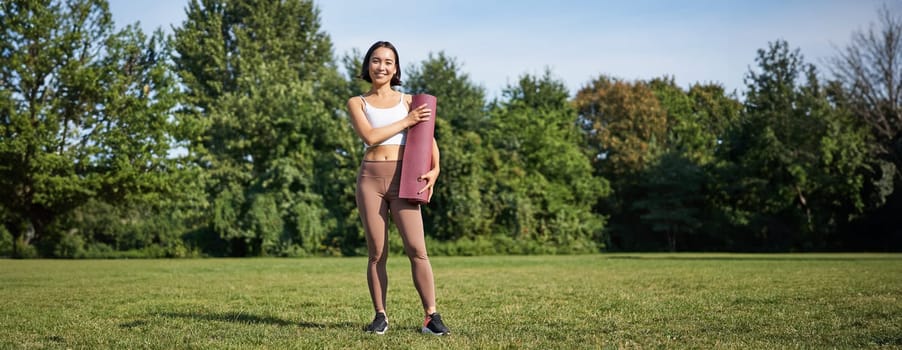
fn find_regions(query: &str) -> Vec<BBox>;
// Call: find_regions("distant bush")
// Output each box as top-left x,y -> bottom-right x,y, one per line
70,242 -> 200,259
53,232 -> 86,258
425,235 -> 600,256
0,227 -> 12,257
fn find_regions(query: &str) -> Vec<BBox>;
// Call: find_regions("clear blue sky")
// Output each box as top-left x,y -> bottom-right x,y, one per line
109,0 -> 895,98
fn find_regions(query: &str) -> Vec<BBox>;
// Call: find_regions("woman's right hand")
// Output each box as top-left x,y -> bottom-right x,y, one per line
406,103 -> 431,127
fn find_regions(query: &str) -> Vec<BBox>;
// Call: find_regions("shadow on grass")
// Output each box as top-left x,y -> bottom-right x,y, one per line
606,254 -> 902,261
872,334 -> 902,346
153,311 -> 358,329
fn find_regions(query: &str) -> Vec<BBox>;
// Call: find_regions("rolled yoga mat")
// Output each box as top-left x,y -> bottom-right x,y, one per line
399,94 -> 436,204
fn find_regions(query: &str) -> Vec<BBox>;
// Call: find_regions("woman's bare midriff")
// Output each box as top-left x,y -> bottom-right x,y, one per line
364,145 -> 405,161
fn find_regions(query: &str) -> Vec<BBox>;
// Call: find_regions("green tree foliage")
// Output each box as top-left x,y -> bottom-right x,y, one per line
717,40 -> 870,250
404,53 -> 495,240
405,53 -> 488,132
1,1 -> 897,257
575,75 -> 668,178
649,77 -> 695,153
687,84 -> 742,148
621,78 -> 739,251
631,151 -> 704,251
173,0 -> 357,256
483,72 -> 610,252
0,0 -> 181,257
593,77 -> 741,251
649,77 -> 741,165
573,76 -> 666,249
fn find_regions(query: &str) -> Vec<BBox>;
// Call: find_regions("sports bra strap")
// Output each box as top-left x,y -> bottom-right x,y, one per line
360,93 -> 405,108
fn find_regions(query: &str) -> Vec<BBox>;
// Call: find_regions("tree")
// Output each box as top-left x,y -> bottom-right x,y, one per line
0,0 -> 181,256
622,78 -> 740,251
687,83 -> 742,148
649,77 -> 742,166
173,0 -> 357,256
632,151 -> 704,251
575,75 -> 668,178
573,75 -> 666,250
484,72 -> 610,252
404,52 -> 495,240
829,5 -> 902,250
830,5 -> 902,184
718,40 -> 869,250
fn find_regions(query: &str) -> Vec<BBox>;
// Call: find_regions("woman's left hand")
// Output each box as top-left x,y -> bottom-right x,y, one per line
418,167 -> 440,201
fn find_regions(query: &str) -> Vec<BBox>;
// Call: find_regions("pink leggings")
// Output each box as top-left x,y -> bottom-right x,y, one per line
356,160 -> 436,313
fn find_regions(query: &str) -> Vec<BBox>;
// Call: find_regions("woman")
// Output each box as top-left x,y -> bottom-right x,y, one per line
346,41 -> 450,336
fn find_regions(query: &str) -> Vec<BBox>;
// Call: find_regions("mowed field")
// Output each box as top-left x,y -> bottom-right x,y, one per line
1,254 -> 900,349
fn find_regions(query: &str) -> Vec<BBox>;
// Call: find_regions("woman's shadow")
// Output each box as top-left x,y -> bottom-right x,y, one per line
144,311 -> 358,329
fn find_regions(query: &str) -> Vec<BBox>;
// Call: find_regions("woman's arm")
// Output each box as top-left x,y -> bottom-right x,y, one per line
431,138 -> 440,171
346,97 -> 431,146
418,139 -> 441,198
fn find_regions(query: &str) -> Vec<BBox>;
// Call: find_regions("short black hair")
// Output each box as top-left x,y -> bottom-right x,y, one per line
360,41 -> 402,86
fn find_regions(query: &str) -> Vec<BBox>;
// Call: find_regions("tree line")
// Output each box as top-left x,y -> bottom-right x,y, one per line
1,0 -> 899,258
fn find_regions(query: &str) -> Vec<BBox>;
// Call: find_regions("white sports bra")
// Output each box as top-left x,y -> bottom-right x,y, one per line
360,93 -> 408,148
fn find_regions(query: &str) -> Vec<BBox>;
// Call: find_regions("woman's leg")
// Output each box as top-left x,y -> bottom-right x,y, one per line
357,169 -> 390,313
389,198 -> 437,314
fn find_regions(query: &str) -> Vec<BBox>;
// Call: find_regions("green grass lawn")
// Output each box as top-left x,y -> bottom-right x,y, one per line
1,254 -> 900,349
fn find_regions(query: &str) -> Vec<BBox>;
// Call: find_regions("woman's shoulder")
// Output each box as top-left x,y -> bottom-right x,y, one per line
347,95 -> 364,107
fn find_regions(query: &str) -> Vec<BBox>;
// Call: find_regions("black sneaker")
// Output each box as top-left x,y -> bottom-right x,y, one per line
364,312 -> 388,335
421,313 -> 450,335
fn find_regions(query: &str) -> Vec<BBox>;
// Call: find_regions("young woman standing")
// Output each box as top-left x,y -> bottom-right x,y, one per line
346,41 -> 450,336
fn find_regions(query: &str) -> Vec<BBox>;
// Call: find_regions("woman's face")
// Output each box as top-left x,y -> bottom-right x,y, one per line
368,47 -> 397,85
